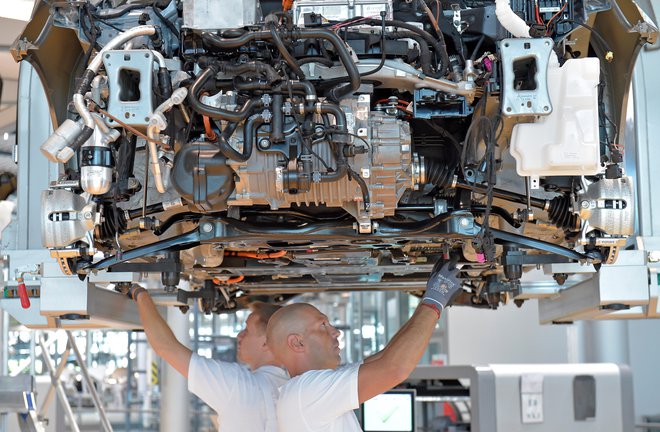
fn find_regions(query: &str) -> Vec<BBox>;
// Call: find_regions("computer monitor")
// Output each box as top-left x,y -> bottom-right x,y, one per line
361,389 -> 416,432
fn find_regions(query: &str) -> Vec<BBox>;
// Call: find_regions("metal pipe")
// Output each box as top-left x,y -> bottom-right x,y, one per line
66,331 -> 114,432
38,333 -> 82,432
88,25 -> 157,72
147,87 -> 188,193
38,344 -> 71,419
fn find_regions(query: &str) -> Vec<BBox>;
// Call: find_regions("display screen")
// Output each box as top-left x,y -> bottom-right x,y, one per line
361,389 -> 416,432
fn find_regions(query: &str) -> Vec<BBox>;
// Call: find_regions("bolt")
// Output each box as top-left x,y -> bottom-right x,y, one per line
259,138 -> 271,149
459,217 -> 470,227
83,211 -> 92,219
201,223 -> 213,233
581,200 -> 590,209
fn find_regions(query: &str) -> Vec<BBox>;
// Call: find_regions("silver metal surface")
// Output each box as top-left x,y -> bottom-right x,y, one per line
0,375 -> 34,413
65,332 -> 113,432
0,375 -> 45,432
300,59 -> 477,101
102,50 -> 156,128
538,250 -> 652,323
229,100 -> 412,222
41,189 -> 97,248
1,249 -> 144,329
578,176 -> 635,237
500,38 -> 554,117
292,0 -> 392,25
38,334 -> 81,432
182,0 -> 259,29
407,364 -> 633,432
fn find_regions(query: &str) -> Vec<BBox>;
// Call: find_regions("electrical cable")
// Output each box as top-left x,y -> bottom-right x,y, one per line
556,19 -> 614,62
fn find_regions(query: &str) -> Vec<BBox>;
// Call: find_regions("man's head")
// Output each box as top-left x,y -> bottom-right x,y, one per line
266,303 -> 341,377
237,301 -> 281,370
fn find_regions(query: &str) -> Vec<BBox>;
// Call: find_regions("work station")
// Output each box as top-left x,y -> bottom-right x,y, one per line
1,0 -> 659,430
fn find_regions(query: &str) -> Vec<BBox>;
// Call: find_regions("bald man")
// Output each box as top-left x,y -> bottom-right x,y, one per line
267,260 -> 462,431
126,287 -> 288,431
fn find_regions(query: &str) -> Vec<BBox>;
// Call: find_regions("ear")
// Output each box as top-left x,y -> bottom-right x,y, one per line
286,334 -> 305,353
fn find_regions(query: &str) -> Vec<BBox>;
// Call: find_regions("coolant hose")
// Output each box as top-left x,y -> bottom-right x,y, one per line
188,66 -> 263,121
495,0 -> 531,38
201,28 -> 361,101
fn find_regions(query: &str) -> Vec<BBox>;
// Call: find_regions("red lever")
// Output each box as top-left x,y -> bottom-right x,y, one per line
16,277 -> 31,309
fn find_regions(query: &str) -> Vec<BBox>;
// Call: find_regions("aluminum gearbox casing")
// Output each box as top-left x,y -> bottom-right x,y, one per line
227,97 -> 413,220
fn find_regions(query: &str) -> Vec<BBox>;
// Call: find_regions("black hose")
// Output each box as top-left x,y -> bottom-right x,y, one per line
93,3 -> 146,19
243,115 -> 266,159
470,35 -> 486,61
200,28 -> 361,101
152,2 -> 178,35
471,205 -> 521,228
208,117 -> 255,162
348,168 -> 371,211
387,31 -> 433,76
305,103 -> 349,183
188,66 -> 263,121
269,23 -> 306,79
344,18 -> 449,77
360,13 -> 387,78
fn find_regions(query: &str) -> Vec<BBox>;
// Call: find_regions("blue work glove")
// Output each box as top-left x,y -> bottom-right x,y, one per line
117,283 -> 147,302
422,258 -> 461,315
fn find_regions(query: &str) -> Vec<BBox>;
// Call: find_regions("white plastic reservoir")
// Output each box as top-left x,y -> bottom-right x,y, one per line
510,55 -> 601,177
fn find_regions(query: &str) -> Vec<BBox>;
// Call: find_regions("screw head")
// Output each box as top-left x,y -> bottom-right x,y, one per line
201,223 -> 213,233
581,200 -> 590,209
459,217 -> 470,227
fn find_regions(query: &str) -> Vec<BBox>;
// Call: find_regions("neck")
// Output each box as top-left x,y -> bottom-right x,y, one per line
250,354 -> 283,370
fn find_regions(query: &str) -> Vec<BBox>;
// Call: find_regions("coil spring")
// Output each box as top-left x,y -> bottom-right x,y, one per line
548,195 -> 580,232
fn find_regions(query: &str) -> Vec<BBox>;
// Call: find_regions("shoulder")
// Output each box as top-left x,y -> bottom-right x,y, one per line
189,353 -> 250,381
282,364 -> 361,394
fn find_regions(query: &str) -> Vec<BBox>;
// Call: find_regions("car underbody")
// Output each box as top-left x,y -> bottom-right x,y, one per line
4,0 -> 657,316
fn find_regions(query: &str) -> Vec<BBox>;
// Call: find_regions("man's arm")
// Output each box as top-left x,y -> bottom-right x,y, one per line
358,260 -> 460,403
357,305 -> 438,402
133,289 -> 192,378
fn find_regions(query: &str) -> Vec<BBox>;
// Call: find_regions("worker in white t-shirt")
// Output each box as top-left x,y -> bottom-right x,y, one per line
267,259 -> 462,431
126,286 -> 288,431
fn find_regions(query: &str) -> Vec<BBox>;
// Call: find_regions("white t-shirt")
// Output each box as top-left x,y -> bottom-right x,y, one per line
188,353 -> 289,432
277,362 -> 362,432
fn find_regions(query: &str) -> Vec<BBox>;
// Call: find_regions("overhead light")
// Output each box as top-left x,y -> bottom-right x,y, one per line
3,133 -> 8,141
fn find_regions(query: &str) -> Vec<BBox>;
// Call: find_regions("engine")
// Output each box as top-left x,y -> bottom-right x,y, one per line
24,0 -> 642,312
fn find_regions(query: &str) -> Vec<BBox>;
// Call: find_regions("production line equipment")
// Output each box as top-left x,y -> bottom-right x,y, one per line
2,0 -> 659,327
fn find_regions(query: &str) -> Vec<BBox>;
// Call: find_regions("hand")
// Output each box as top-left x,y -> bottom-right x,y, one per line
117,283 -> 147,302
422,257 -> 461,312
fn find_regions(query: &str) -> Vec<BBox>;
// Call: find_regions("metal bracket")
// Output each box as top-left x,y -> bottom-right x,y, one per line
500,38 -> 554,117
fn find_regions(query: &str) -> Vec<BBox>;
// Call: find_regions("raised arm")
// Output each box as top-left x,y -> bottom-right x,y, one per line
129,286 -> 192,378
358,260 -> 460,403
